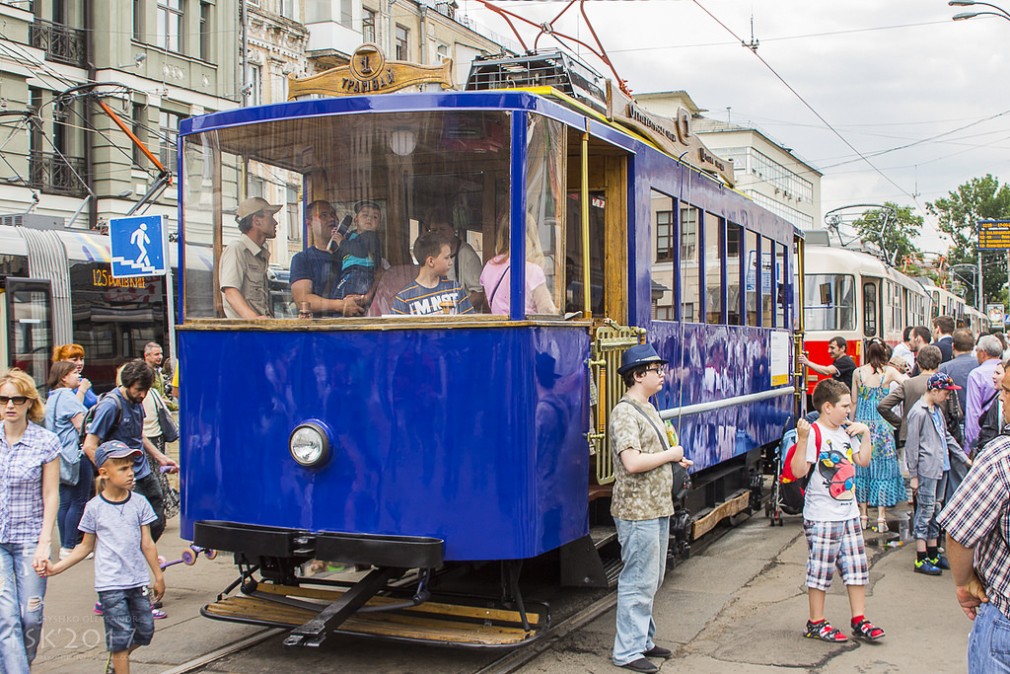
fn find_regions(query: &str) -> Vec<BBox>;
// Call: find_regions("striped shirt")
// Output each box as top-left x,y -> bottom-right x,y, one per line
391,277 -> 474,316
938,434 -> 1010,620
0,422 -> 60,544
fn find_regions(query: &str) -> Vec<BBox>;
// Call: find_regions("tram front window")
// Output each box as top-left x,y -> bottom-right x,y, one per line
181,109 -> 564,320
804,274 -> 855,332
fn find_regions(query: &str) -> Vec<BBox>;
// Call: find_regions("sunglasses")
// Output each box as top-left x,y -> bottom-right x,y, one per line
0,395 -> 29,406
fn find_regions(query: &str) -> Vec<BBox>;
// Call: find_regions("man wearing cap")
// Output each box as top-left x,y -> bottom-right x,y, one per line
219,196 -> 280,318
905,372 -> 971,576
609,343 -> 692,674
289,200 -> 364,317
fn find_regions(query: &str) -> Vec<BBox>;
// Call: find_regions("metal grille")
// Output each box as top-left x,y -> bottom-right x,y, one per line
30,19 -> 86,67
589,322 -> 645,485
28,151 -> 87,197
17,227 -> 72,346
465,51 -> 608,112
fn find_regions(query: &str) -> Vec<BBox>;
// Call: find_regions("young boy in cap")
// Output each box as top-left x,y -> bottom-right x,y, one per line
905,372 -> 972,576
40,440 -> 165,674
609,343 -> 693,673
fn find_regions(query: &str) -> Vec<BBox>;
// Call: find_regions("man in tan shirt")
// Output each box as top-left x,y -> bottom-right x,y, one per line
219,197 -> 280,318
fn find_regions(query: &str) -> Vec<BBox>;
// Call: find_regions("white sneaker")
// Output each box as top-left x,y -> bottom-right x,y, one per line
59,547 -> 73,560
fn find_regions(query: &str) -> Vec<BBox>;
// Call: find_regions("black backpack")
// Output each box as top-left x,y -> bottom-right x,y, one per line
80,391 -> 124,447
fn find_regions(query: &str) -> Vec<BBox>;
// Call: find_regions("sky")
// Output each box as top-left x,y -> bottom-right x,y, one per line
460,0 -> 1010,254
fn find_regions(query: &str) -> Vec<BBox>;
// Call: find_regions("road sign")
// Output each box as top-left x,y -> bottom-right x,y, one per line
978,220 -> 1010,250
109,215 -> 166,278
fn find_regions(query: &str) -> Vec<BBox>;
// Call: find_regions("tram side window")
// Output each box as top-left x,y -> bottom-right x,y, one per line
524,113 -> 564,316
650,191 -> 675,321
805,274 -> 855,332
761,235 -> 774,326
680,203 -> 700,323
863,282 -> 877,338
744,229 -> 759,326
567,190 -> 606,315
704,212 -> 723,324
775,243 -> 787,328
726,223 -> 742,325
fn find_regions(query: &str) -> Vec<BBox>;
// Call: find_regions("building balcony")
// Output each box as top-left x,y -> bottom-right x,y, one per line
29,151 -> 87,197
31,19 -> 86,67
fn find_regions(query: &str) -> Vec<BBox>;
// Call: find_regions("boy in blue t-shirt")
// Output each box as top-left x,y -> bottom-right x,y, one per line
392,232 -> 474,316
41,440 -> 165,674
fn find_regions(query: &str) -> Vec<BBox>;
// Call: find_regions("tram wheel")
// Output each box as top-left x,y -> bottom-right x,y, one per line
240,577 -> 259,595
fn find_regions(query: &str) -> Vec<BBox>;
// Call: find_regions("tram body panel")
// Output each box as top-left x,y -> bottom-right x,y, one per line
178,325 -> 590,562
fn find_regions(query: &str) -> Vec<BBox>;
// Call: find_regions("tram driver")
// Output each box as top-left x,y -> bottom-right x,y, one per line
220,197 -> 280,319
289,200 -> 365,317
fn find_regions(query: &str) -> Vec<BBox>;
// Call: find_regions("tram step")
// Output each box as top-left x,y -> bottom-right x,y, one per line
691,490 -> 751,540
202,584 -> 540,648
589,525 -> 618,550
602,557 -> 622,588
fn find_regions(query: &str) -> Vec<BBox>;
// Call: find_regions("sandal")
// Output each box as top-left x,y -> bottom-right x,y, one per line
875,518 -> 889,534
852,617 -> 885,641
859,515 -> 868,530
804,620 -> 848,642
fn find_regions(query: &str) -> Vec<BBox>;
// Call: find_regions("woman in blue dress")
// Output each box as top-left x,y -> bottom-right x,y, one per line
851,339 -> 906,532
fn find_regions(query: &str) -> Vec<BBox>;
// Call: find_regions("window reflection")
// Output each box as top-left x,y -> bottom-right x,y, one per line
704,213 -> 722,324
650,191 -> 674,321
680,203 -> 700,323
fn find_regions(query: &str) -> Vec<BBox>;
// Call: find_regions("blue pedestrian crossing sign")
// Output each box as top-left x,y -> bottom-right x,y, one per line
109,215 -> 166,278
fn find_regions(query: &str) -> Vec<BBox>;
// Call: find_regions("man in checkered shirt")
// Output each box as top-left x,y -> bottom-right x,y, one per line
938,365 -> 1010,673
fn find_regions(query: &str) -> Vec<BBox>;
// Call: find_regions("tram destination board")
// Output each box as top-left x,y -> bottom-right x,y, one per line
978,220 -> 1010,250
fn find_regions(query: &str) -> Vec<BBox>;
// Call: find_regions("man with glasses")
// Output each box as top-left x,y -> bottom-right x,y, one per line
939,367 -> 1010,672
609,344 -> 692,673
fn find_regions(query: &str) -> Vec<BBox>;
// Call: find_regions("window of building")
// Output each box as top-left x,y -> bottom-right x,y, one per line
133,0 -> 144,40
286,185 -> 301,243
704,213 -> 723,324
680,203 -> 700,323
726,223 -> 742,325
362,8 -> 376,42
650,191 -> 674,322
248,64 -> 262,106
436,43 -> 449,62
159,110 -> 182,171
200,2 -> 211,61
279,0 -> 296,20
395,25 -> 409,60
157,0 -> 183,53
132,103 -> 147,168
340,0 -> 353,26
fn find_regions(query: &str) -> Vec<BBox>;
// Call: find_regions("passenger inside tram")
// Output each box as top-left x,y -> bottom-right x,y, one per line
288,200 -> 365,317
391,232 -> 474,316
480,214 -> 558,316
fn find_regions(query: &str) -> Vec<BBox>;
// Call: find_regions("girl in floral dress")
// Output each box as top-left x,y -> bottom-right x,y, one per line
851,339 -> 906,532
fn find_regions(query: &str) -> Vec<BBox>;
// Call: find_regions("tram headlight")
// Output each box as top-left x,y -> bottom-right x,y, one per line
288,422 -> 331,468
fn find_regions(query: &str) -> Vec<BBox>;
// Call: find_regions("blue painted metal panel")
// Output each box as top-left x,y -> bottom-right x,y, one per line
179,326 -> 590,562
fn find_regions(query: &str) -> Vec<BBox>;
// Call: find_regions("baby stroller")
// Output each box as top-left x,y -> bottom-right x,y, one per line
766,426 -> 803,526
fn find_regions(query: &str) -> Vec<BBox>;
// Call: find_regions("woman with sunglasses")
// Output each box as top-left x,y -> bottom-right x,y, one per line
0,368 -> 60,673
52,343 -> 95,409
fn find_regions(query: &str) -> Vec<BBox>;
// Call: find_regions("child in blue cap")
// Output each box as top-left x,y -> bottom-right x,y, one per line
40,440 -> 165,674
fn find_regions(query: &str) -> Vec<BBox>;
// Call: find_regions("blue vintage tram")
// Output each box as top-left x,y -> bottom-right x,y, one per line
178,48 -> 801,647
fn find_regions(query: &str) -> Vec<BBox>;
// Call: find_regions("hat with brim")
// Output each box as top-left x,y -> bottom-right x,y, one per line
237,196 -> 282,220
927,372 -> 962,391
618,344 -> 668,376
95,440 -> 143,467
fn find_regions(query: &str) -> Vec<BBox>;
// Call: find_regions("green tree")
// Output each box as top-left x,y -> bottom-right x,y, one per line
852,202 -> 923,270
927,174 -> 1010,306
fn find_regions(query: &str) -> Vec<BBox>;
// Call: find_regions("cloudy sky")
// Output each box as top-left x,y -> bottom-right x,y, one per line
463,0 -> 1010,252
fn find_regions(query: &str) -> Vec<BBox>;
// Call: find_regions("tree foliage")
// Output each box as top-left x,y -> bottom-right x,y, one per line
927,174 -> 1010,306
852,202 -> 923,270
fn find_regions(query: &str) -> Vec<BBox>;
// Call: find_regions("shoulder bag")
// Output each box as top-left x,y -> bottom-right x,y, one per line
152,388 -> 180,443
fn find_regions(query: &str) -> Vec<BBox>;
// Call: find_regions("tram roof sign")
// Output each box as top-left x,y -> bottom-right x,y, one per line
979,220 -> 1010,250
288,44 -> 453,99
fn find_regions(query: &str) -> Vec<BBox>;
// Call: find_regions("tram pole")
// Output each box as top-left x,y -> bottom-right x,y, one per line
162,215 -> 178,371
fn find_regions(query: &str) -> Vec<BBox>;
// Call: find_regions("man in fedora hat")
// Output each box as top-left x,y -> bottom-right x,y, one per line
219,196 -> 281,318
610,343 -> 692,673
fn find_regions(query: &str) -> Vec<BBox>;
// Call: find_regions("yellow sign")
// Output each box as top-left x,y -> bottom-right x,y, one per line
288,44 -> 454,100
979,220 -> 1010,250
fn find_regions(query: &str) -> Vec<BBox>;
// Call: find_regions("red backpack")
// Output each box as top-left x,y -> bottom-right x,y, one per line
779,423 -> 821,515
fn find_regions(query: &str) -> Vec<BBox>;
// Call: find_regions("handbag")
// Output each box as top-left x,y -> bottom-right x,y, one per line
59,453 -> 81,486
152,389 -> 180,443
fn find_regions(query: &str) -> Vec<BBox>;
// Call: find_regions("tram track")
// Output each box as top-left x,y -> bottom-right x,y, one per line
166,511 -> 745,674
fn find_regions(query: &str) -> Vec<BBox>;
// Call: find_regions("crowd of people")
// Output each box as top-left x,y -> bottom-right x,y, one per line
0,342 -> 179,673
797,317 -> 1010,672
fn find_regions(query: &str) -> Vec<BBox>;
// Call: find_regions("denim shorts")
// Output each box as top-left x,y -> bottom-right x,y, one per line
97,587 -> 154,653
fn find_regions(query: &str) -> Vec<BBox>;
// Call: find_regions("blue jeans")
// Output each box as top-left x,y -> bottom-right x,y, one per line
98,587 -> 155,653
613,517 -> 670,666
913,474 -> 946,541
969,602 -> 1010,673
133,472 -> 165,543
57,458 -> 94,549
0,542 -> 47,673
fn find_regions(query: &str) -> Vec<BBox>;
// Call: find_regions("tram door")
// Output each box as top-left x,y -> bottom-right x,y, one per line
862,279 -> 881,346
0,278 -> 54,391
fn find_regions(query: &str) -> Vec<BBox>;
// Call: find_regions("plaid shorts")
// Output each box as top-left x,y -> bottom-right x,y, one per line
803,517 -> 869,591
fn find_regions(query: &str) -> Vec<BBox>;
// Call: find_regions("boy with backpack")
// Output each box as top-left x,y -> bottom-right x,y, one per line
40,440 -> 166,674
789,379 -> 885,643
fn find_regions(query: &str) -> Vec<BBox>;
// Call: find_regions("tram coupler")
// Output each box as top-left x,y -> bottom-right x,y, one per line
283,566 -> 398,648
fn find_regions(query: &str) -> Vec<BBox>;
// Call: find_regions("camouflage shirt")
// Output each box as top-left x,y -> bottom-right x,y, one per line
609,396 -> 674,521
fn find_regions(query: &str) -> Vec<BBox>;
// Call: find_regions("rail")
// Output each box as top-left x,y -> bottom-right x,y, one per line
659,386 -> 795,420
